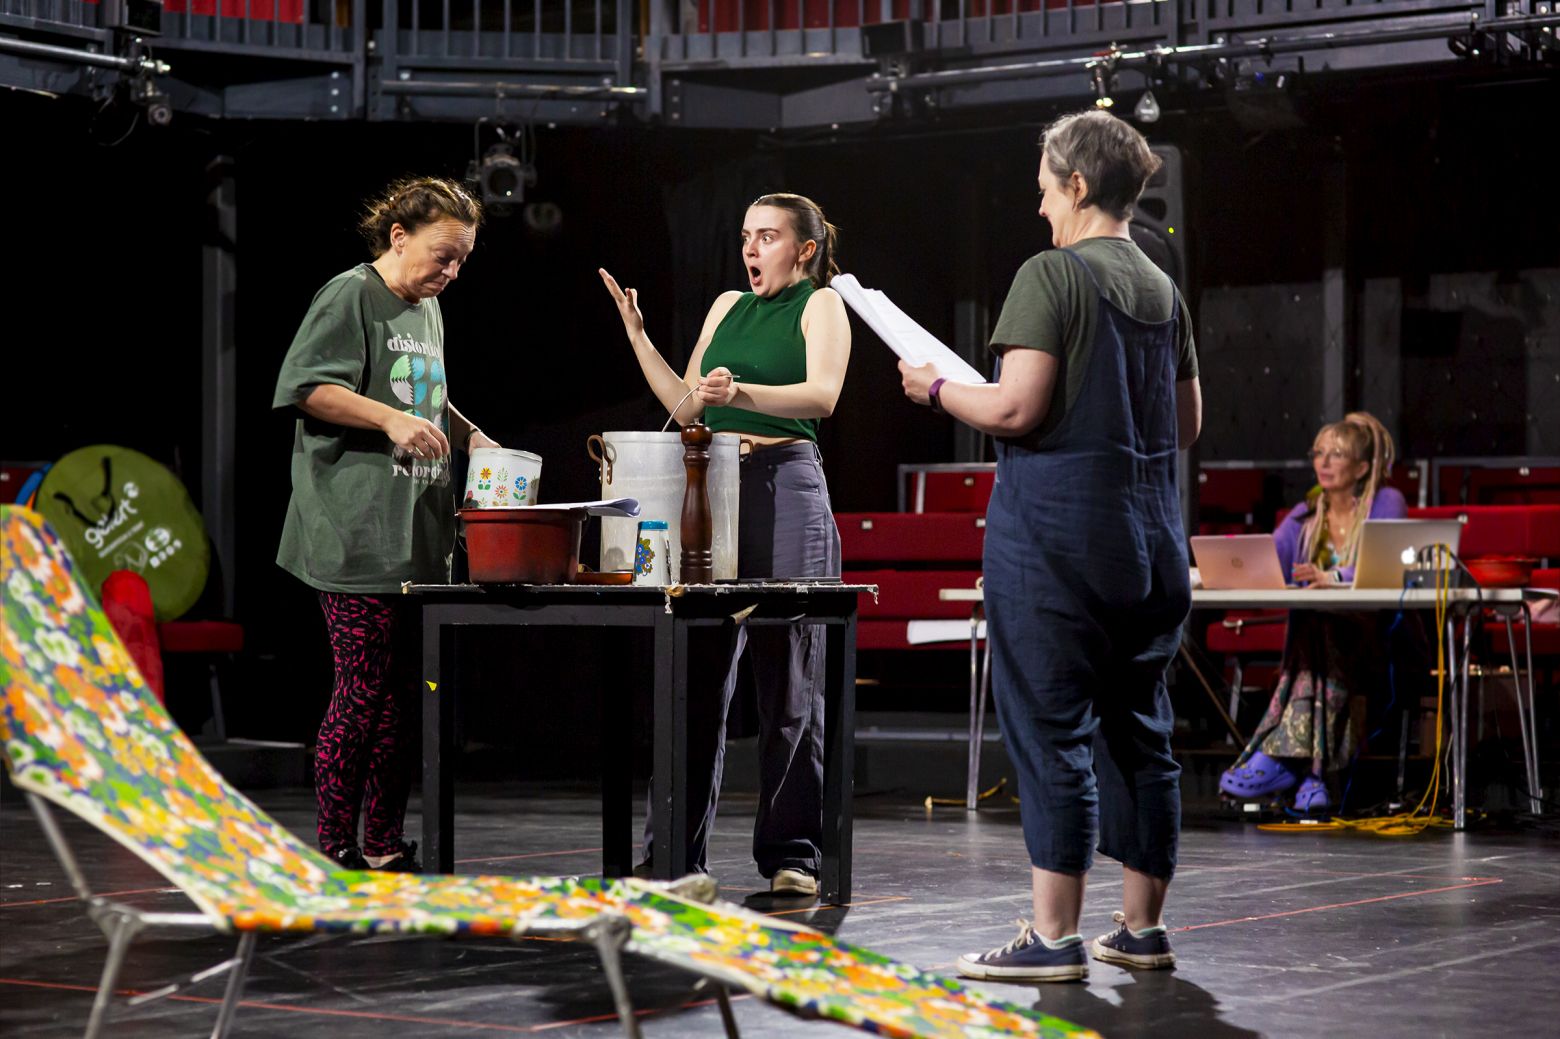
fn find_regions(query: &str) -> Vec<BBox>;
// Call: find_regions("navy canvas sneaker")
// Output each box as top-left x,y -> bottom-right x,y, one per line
1091,911 -> 1176,969
956,920 -> 1089,982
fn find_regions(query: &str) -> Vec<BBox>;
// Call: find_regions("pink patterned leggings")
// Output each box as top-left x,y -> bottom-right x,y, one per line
314,592 -> 418,857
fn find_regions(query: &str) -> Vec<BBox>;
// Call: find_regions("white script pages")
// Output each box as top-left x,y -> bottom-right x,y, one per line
832,273 -> 989,385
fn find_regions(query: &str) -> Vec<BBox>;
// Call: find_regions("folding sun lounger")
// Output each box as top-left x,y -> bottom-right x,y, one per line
0,506 -> 1097,1039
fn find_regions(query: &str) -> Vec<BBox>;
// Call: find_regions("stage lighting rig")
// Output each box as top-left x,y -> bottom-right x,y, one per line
467,119 -> 537,210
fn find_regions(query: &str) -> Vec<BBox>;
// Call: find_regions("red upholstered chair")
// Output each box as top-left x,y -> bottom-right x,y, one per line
157,619 -> 245,742
1406,505 -> 1560,564
1195,467 -> 1266,533
836,511 -> 990,806
1204,610 -> 1287,736
899,465 -> 997,514
845,569 -> 984,652
101,571 -> 166,704
836,511 -> 987,564
1488,568 -> 1560,659
1436,462 -> 1560,507
837,512 -> 987,652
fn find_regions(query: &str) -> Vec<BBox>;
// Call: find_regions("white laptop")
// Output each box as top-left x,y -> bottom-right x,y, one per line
1351,519 -> 1465,589
1189,534 -> 1288,590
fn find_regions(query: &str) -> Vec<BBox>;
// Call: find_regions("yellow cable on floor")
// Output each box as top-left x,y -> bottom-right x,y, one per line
925,777 -> 1008,808
1259,546 -> 1458,836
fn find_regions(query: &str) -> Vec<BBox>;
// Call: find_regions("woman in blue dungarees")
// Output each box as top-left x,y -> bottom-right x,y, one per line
900,111 -> 1203,981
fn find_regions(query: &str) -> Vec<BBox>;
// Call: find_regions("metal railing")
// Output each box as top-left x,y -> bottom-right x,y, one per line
380,0 -> 628,64
651,0 -> 1174,64
4,0 -> 1550,120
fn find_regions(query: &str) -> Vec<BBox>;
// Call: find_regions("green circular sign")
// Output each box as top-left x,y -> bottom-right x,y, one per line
34,445 -> 211,622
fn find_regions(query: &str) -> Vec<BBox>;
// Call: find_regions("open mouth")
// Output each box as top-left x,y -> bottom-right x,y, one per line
748,266 -> 762,283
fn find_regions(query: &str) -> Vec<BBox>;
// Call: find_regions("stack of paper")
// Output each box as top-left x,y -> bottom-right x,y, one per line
833,273 -> 989,385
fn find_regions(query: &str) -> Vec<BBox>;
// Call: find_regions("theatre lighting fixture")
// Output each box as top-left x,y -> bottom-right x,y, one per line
1133,88 -> 1161,123
467,119 -> 537,210
1091,64 -> 1115,108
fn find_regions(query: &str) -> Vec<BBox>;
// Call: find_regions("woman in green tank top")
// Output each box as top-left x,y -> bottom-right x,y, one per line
599,194 -> 851,896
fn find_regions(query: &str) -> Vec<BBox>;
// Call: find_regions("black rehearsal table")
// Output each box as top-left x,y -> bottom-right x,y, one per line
404,580 -> 875,904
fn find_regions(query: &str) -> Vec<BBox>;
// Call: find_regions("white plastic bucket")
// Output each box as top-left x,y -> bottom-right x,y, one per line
463,448 -> 542,508
589,431 -> 739,580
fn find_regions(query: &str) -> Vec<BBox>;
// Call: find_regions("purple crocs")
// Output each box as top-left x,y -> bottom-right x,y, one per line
1219,751 -> 1299,799
1293,774 -> 1330,812
1091,912 -> 1176,969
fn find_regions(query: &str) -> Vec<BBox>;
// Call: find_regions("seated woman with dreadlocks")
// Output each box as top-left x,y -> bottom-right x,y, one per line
1218,411 -> 1418,813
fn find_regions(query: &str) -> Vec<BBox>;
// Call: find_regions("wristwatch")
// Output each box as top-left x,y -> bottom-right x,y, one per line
928,377 -> 948,413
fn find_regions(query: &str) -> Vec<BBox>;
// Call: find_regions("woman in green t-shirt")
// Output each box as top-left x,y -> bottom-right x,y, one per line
273,176 -> 499,874
598,193 -> 851,897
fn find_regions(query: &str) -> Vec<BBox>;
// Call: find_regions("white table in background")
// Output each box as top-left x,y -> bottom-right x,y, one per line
940,584 -> 1555,829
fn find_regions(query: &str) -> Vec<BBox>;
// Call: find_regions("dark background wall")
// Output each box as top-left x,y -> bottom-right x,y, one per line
4,73 -> 1557,762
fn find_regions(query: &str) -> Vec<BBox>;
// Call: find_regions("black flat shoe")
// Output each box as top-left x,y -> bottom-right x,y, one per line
326,846 -> 370,870
371,840 -> 423,873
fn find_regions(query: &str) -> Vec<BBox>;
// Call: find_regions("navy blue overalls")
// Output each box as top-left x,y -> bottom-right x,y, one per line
983,247 -> 1190,879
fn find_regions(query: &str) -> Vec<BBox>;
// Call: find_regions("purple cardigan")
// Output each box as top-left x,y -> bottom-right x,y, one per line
1273,487 -> 1407,584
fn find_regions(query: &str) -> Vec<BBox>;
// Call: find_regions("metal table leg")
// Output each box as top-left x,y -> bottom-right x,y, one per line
649,609 -> 689,880
423,607 -> 457,873
1452,607 -> 1474,831
965,606 -> 981,811
821,611 -> 857,905
1499,605 -> 1544,816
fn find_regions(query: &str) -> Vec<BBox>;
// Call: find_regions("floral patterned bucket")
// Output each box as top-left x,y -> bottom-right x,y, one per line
463,448 -> 542,509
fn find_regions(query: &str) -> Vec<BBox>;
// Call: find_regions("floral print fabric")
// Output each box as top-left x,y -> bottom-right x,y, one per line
0,506 -> 1094,1039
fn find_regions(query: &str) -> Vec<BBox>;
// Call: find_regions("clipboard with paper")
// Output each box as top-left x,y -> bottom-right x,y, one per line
832,273 -> 989,385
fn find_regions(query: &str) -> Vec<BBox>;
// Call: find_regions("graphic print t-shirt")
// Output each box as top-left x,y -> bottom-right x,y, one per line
273,264 -> 455,593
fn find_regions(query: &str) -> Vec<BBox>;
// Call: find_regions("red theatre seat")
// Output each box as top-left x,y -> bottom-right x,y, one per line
158,620 -> 245,742
1196,467 -> 1266,532
836,512 -> 986,652
1437,463 -> 1560,507
1487,567 -> 1560,658
911,470 -> 996,514
161,0 -> 305,22
846,569 -> 984,650
836,512 -> 986,564
1406,505 -> 1560,562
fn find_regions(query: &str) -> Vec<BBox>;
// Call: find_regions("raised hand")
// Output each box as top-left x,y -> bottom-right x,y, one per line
599,268 -> 646,340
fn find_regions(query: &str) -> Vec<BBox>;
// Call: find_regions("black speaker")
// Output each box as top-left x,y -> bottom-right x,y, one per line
1130,144 -> 1186,293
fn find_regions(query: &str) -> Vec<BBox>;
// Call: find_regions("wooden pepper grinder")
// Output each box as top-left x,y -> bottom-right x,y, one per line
679,420 -> 714,583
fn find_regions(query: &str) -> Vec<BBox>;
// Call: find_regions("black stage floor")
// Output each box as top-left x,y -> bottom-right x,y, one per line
2,784 -> 1556,1038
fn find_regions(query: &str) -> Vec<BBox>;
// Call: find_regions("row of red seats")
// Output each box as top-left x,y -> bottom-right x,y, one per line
1199,462 -> 1560,534
839,500 -> 1560,655
838,514 -> 985,651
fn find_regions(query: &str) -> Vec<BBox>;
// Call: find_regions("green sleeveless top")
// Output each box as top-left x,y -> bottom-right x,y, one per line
700,278 -> 818,442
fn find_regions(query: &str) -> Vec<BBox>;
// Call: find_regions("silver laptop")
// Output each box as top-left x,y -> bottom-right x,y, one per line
1190,534 -> 1288,590
1351,519 -> 1465,589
